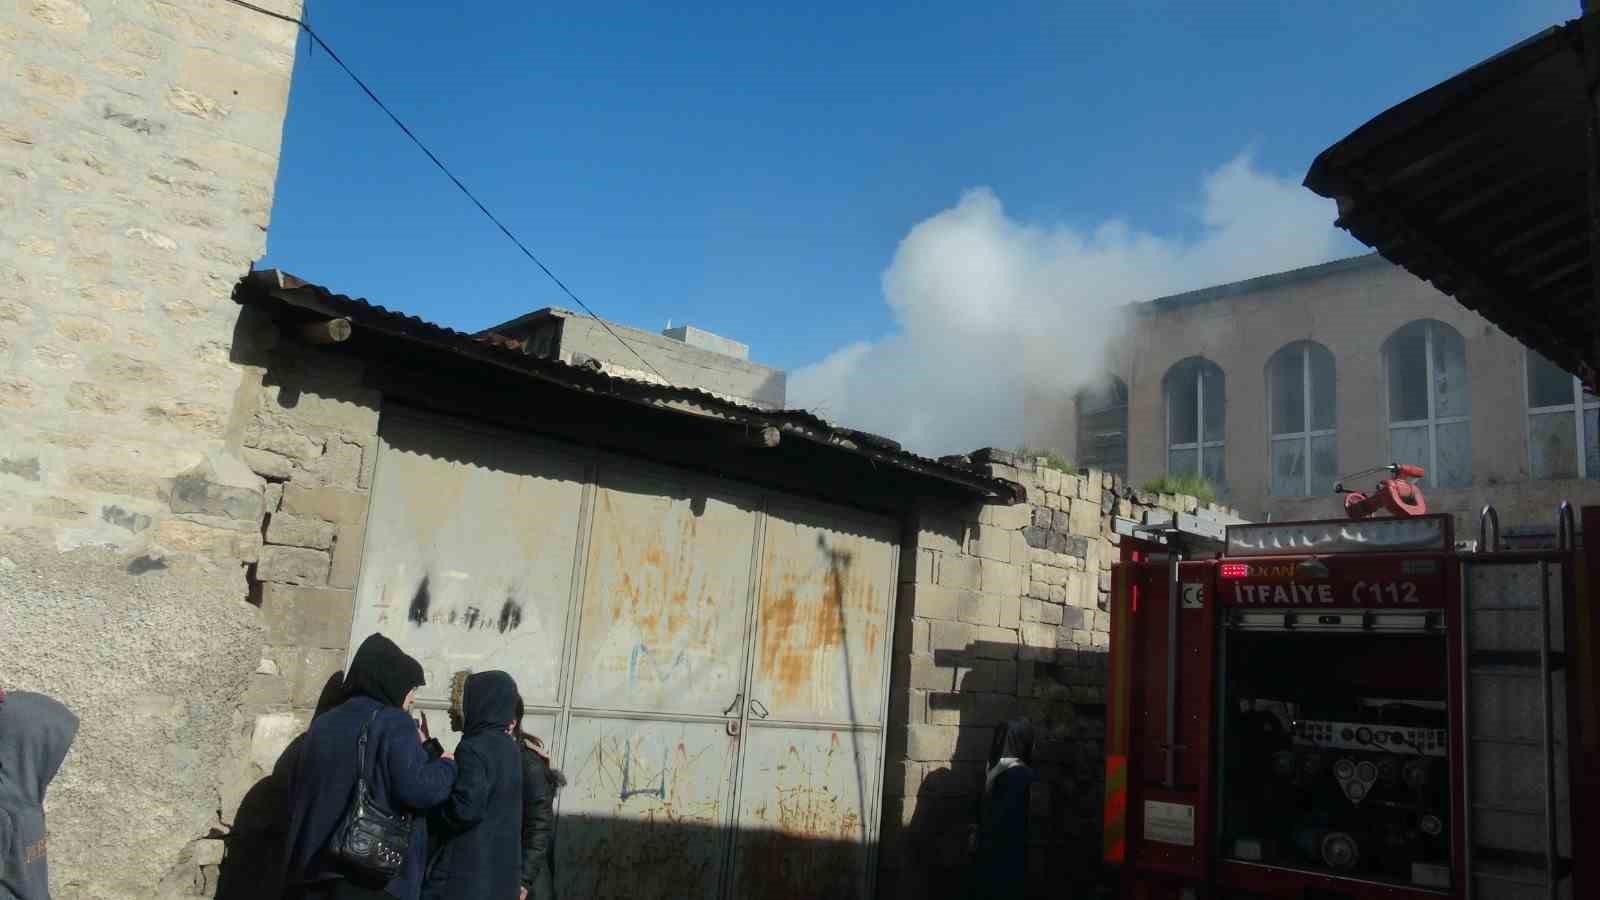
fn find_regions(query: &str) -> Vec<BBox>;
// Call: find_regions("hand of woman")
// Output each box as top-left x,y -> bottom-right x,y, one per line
417,710 -> 431,742
519,888 -> 528,900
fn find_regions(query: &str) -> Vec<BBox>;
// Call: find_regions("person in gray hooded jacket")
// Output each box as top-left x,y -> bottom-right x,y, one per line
0,690 -> 80,900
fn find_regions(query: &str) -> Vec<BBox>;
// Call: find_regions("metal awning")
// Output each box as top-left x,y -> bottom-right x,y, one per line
1304,15 -> 1600,390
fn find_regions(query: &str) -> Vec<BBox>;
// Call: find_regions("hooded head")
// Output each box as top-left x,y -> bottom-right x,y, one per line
447,669 -> 471,733
0,691 -> 80,900
342,633 -> 425,708
461,671 -> 518,736
987,718 -> 1035,769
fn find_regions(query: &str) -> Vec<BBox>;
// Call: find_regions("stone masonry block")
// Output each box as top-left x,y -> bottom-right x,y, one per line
966,523 -> 1012,562
1031,507 -> 1053,530
1020,622 -> 1056,661
1030,563 -> 1066,588
910,548 -> 940,585
974,627 -> 1019,659
1065,570 -> 1097,609
1059,607 -> 1088,631
930,620 -> 977,654
926,693 -> 966,726
1039,466 -> 1062,494
997,593 -> 1020,630
939,554 -> 981,591
957,590 -> 1000,628
264,512 -> 334,550
1040,603 -> 1064,627
980,559 -> 1024,597
294,648 -> 346,707
1069,498 -> 1101,536
906,724 -> 959,762
1021,597 -> 1045,623
281,485 -> 368,525
908,583 -> 960,621
980,502 -> 1031,531
257,545 -> 330,586
916,521 -> 963,555
906,654 -> 953,692
329,516 -> 365,590
167,472 -> 263,522
260,583 -> 355,649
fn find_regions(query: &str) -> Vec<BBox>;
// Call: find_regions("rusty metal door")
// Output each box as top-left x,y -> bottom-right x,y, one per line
351,411 -> 901,899
728,500 -> 898,899
349,410 -> 587,715
554,461 -> 761,899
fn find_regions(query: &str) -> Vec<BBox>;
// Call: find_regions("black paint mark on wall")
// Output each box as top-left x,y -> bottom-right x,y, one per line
127,555 -> 167,575
462,606 -> 481,630
497,597 -> 523,634
101,505 -> 151,533
408,577 -> 432,626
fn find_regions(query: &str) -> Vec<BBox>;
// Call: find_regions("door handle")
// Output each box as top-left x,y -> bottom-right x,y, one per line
723,693 -> 743,717
750,699 -> 769,720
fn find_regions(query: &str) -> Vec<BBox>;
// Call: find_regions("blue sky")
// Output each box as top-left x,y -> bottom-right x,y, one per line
262,1 -> 1572,447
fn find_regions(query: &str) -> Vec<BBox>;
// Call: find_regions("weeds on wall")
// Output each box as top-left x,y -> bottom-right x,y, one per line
1015,447 -> 1075,473
1140,474 -> 1218,506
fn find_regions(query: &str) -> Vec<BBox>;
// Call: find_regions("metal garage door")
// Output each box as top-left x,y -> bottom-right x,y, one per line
349,410 -> 899,899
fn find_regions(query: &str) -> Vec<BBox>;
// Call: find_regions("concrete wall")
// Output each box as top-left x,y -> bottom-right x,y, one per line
494,309 -> 788,409
878,450 -> 1227,899
1094,255 -> 1600,533
0,1 -> 301,896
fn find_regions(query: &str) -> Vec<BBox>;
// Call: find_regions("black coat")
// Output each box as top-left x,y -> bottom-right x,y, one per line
518,742 -> 563,900
282,696 -> 456,900
422,672 -> 523,900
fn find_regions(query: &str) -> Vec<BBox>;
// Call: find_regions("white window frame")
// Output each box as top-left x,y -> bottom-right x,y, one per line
1166,359 -> 1223,480
1523,349 -> 1600,479
1383,321 -> 1469,488
1268,342 -> 1336,497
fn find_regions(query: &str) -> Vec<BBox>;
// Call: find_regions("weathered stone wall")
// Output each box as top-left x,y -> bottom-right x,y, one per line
0,1 -> 301,897
878,449 -> 1228,900
208,330 -> 383,899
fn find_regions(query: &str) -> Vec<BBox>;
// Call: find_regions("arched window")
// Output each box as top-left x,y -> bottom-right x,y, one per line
1165,357 -> 1224,486
1524,349 -> 1600,480
1382,320 -> 1470,488
1074,376 -> 1128,477
1267,341 -> 1337,496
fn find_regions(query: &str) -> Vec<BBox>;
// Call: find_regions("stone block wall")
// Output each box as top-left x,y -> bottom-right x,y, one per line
0,2 -> 301,897
207,331 -> 383,899
878,449 -> 1228,900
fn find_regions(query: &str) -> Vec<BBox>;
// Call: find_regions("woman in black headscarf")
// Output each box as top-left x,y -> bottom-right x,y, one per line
513,696 -> 564,900
971,718 -> 1037,900
422,670 -> 522,900
283,634 -> 457,900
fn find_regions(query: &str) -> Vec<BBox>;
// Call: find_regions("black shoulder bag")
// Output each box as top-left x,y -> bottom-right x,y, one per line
328,708 -> 413,881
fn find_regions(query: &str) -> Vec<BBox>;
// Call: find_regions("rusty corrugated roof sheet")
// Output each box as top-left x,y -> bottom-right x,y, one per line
234,269 -> 1025,503
1304,15 -> 1599,389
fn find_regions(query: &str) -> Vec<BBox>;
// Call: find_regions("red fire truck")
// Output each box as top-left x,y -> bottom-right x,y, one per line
1103,489 -> 1599,900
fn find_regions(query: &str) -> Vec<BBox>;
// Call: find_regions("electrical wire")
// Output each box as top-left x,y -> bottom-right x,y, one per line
220,0 -> 670,383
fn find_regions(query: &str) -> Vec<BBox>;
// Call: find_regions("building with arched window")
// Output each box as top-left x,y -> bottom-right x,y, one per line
1080,252 -> 1600,530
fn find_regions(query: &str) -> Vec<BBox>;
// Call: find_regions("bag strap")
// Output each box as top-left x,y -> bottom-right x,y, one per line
354,707 -> 382,796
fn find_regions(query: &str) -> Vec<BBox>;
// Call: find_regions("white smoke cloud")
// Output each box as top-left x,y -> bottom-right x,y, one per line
788,152 -> 1353,457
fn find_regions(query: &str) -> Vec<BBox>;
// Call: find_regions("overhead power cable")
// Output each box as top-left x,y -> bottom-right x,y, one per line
221,0 -> 670,383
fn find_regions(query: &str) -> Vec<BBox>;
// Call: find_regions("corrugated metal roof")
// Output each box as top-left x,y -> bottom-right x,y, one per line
1304,15 -> 1598,389
233,270 -> 1025,503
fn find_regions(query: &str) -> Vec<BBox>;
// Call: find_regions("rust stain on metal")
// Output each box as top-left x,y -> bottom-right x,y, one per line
755,532 -> 884,709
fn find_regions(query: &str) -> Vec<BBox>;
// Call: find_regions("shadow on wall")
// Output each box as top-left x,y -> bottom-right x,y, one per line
215,673 -> 345,900
888,640 -> 1114,900
214,669 -> 879,900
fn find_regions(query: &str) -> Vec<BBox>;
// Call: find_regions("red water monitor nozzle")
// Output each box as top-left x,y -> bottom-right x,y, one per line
1335,463 -> 1427,518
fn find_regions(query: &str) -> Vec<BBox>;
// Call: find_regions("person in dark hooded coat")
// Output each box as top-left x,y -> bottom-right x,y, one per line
971,718 -> 1037,900
422,671 -> 522,900
0,689 -> 79,900
513,697 -> 564,900
283,634 -> 456,900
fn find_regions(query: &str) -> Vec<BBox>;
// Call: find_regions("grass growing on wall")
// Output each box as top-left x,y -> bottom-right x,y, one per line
1141,474 -> 1218,506
1015,447 -> 1074,472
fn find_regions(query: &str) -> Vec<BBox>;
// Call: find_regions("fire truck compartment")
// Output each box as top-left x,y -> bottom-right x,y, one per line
1219,628 -> 1452,889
